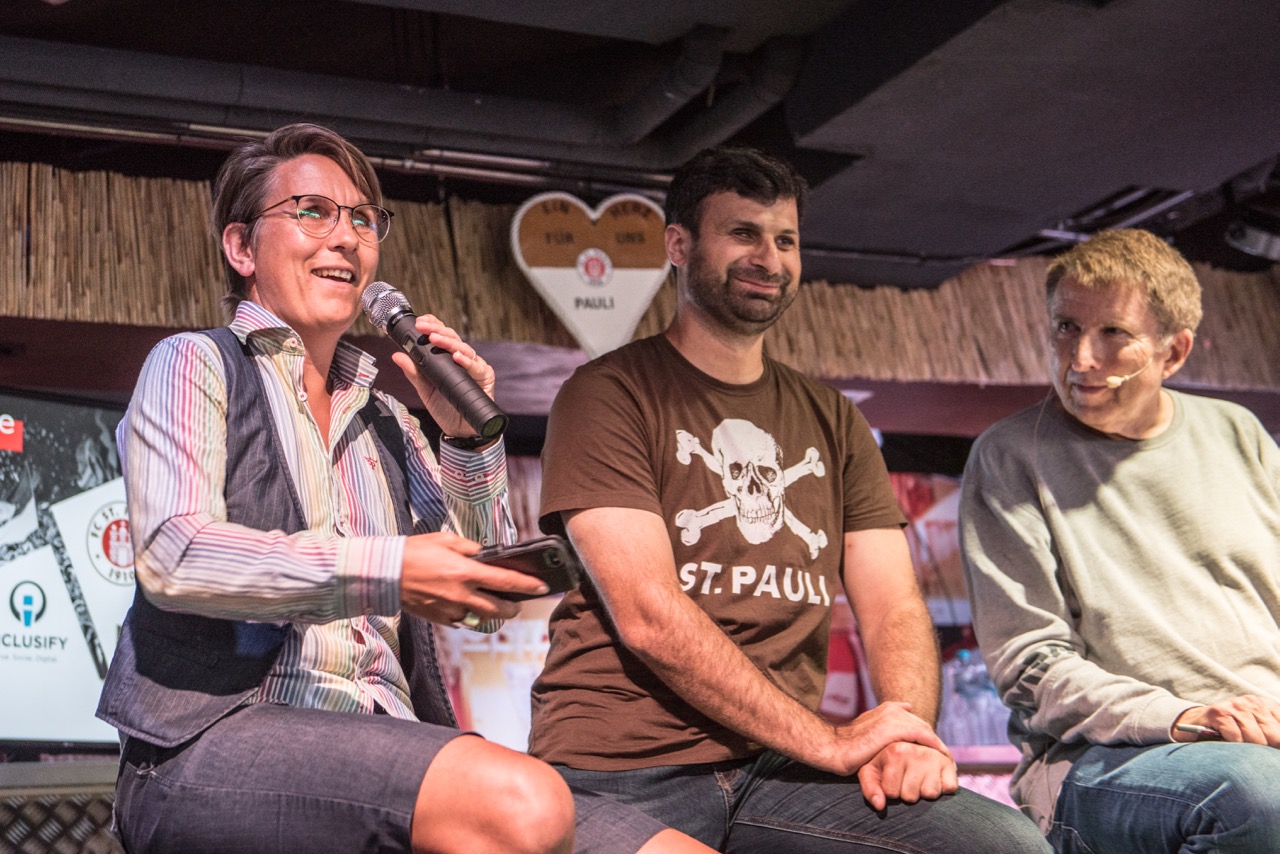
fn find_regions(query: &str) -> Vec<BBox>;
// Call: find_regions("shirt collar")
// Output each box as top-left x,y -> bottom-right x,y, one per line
229,300 -> 379,389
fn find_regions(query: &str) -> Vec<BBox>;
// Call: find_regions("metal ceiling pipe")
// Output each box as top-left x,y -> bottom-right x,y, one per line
0,34 -> 598,143
0,27 -> 724,151
0,29 -> 799,173
657,35 -> 805,165
403,34 -> 804,170
0,113 -> 672,197
608,25 -> 726,144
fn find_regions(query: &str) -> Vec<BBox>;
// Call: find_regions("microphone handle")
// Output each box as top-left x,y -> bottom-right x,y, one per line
386,311 -> 508,439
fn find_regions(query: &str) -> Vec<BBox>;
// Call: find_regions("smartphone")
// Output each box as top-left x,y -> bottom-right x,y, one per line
475,535 -> 582,601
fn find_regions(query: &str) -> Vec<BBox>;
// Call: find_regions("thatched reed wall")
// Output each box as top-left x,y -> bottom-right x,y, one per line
4,160 -> 1279,390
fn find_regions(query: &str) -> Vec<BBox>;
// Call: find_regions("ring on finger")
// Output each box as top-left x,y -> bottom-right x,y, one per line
460,610 -> 483,629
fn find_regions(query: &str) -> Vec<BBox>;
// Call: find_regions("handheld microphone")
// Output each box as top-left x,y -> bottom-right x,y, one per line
1104,353 -> 1155,389
362,281 -> 508,440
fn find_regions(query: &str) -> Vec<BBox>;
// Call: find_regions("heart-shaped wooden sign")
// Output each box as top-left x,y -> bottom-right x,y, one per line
511,192 -> 670,358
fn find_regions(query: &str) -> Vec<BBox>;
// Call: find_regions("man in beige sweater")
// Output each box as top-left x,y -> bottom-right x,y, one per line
961,229 -> 1280,853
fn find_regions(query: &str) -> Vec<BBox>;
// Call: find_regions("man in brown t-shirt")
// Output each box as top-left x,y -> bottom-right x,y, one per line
532,146 -> 1050,852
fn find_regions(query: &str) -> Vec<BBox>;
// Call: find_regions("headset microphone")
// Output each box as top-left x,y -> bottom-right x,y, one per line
1104,353 -> 1155,389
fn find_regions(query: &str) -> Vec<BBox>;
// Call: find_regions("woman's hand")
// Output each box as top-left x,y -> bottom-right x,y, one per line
390,314 -> 495,441
399,532 -> 549,626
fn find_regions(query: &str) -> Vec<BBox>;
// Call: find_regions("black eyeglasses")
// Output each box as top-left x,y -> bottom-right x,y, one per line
247,194 -> 394,243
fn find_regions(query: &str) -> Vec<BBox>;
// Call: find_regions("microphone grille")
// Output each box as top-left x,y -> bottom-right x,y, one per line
362,281 -> 409,331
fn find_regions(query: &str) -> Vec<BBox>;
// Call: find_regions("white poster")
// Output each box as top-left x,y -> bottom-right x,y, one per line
0,393 -> 127,745
1,540 -> 122,743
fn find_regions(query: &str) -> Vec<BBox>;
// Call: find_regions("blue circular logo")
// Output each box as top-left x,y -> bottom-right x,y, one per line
9,581 -> 47,627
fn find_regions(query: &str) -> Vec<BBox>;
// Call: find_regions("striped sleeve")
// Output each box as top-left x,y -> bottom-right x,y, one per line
437,440 -> 516,547
125,333 -> 366,623
392,399 -> 516,549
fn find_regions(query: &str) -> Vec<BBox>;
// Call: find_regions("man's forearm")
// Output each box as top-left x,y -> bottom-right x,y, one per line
621,584 -> 840,764
842,528 -> 942,726
860,599 -> 942,725
623,591 -> 944,776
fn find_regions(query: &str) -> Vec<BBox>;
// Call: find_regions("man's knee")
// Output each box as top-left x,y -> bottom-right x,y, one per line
977,802 -> 1054,854
415,736 -> 573,854
928,793 -> 1052,854
1201,754 -> 1280,840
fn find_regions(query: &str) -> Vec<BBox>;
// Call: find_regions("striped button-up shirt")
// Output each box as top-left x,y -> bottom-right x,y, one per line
119,300 -> 514,719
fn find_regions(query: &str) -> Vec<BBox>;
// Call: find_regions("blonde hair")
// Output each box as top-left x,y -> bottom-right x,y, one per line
1045,229 -> 1202,334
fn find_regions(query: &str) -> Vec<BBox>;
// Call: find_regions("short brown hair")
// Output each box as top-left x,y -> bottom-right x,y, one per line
1045,229 -> 1202,334
664,145 -> 808,236
211,123 -> 383,315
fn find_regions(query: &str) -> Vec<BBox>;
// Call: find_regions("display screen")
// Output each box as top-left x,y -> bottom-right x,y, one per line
0,389 -> 129,747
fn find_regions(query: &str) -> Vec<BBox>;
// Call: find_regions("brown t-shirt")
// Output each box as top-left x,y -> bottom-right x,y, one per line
530,335 -> 904,769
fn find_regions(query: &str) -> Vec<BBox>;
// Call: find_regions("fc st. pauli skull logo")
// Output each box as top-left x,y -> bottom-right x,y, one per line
674,419 -> 829,558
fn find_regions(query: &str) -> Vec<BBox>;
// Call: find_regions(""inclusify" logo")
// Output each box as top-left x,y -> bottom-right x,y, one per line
9,582 -> 46,626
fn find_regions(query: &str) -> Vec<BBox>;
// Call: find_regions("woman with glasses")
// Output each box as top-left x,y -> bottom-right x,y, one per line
97,123 -> 709,854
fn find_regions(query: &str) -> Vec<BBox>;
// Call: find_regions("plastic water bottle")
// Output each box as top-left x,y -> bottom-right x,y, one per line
939,649 -> 1011,745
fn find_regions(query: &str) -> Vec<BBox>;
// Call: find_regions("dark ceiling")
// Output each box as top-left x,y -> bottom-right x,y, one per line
2,0 -> 1279,288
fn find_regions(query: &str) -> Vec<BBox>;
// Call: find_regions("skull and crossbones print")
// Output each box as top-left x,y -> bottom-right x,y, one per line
674,419 -> 829,559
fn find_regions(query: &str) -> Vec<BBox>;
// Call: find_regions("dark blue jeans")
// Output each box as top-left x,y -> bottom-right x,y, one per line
558,751 -> 1050,853
1051,742 -> 1280,854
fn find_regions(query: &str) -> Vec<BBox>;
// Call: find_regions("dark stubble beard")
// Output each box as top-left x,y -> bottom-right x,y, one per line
684,246 -> 796,336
